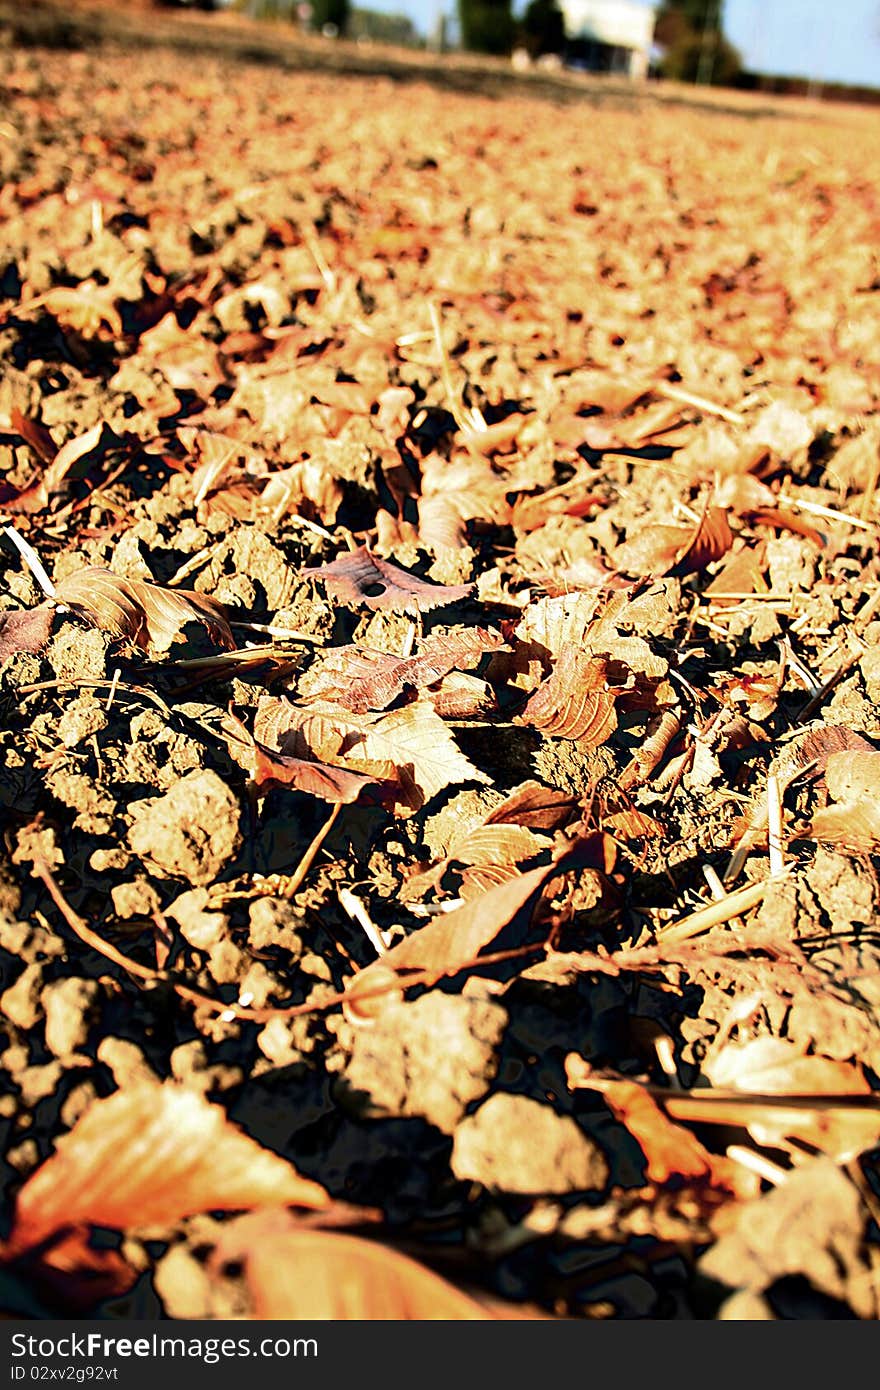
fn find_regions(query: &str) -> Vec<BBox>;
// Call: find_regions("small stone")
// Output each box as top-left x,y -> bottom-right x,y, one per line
166,887 -> 229,950
6,1139 -> 39,1176
339,993 -> 507,1134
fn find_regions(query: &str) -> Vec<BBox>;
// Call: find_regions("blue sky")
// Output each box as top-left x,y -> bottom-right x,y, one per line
369,0 -> 880,89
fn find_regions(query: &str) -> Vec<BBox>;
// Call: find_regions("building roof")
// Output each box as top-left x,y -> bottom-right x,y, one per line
560,0 -> 655,51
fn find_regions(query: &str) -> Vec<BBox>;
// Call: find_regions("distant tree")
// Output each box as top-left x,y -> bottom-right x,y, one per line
655,0 -> 741,84
348,6 -> 418,43
308,0 -> 350,32
458,0 -> 515,54
520,0 -> 565,56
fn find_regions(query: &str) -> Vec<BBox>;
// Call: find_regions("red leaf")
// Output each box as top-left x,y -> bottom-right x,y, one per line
299,628 -> 505,713
252,741 -> 391,806
0,603 -> 55,661
308,546 -> 473,613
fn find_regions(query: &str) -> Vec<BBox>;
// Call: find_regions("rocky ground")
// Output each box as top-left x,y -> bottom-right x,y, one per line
2,10 -> 880,1320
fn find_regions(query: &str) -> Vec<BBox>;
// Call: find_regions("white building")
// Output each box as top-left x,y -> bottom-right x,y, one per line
560,0 -> 655,78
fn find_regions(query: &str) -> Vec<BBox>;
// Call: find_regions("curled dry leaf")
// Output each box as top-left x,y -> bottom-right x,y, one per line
612,504 -> 733,579
252,741 -> 392,807
0,603 -> 55,661
804,750 -> 880,847
308,545 -> 473,614
2,420 -> 111,514
514,591 -> 605,658
564,1059 -> 748,1194
2,1081 -> 329,1261
209,1211 -> 492,1320
484,780 -> 579,831
298,627 -> 505,713
518,650 -> 622,744
345,834 -> 614,1017
11,406 -> 57,464
53,566 -> 235,653
256,695 -> 490,814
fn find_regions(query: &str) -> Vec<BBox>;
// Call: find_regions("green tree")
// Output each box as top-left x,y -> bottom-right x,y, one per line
655,0 -> 741,84
308,0 -> 350,33
457,0 -> 515,54
520,0 -> 565,56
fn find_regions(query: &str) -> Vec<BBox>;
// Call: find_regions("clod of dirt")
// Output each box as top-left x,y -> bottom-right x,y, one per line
698,1159 -> 877,1319
451,1092 -> 609,1194
2,962 -> 46,1031
127,769 -> 242,885
336,993 -> 508,1133
41,977 -> 102,1059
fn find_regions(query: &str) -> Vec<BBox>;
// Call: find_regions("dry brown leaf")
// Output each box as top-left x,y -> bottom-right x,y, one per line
803,750 -> 880,847
702,544 -> 767,605
2,420 -> 110,514
11,407 -> 57,463
401,823 -> 550,904
346,834 -> 613,1017
209,1211 -> 492,1320
252,740 -> 392,806
484,780 -> 579,831
519,650 -> 623,744
54,566 -> 235,653
308,546 -> 473,613
514,592 -> 606,658
612,504 -> 733,579
2,1081 -> 329,1260
564,1059 -> 748,1193
298,627 -> 505,713
257,695 -> 490,813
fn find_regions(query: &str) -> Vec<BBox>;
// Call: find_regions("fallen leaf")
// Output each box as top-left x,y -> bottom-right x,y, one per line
804,750 -> 880,847
612,504 -> 733,578
0,603 -> 55,660
252,741 -> 392,806
483,780 -> 579,830
298,627 -> 505,713
564,1059 -> 747,1192
346,834 -> 613,1016
209,1211 -> 492,1320
2,1082 -> 329,1260
258,696 -> 490,813
518,650 -> 622,743
308,546 -> 473,613
54,566 -> 235,653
